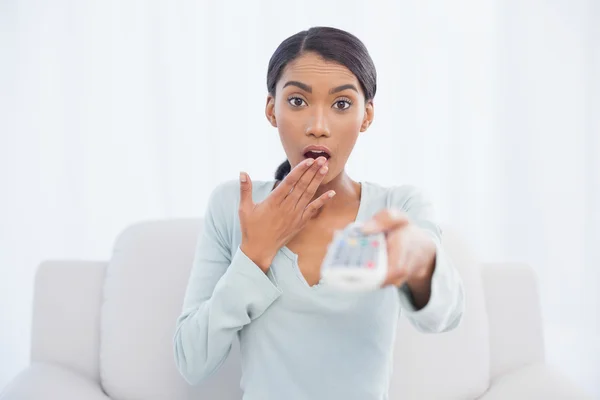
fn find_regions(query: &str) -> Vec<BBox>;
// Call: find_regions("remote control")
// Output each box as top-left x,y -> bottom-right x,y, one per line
320,222 -> 388,291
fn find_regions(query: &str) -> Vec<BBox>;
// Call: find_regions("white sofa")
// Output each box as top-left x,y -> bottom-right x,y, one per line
0,219 -> 591,400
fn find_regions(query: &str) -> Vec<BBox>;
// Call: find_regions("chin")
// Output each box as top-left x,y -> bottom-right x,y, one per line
321,169 -> 337,185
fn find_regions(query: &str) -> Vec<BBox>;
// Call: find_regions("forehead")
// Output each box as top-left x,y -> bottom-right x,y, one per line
278,52 -> 360,92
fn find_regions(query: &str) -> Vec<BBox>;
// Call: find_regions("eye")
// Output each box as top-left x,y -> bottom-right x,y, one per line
287,96 -> 307,107
333,99 -> 352,110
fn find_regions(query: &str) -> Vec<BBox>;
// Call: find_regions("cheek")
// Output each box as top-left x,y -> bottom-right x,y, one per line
276,109 -> 303,136
274,107 -> 306,164
275,100 -> 305,131
331,113 -> 363,150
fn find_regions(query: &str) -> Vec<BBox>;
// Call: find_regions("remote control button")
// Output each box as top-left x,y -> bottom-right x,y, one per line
349,239 -> 357,246
371,241 -> 379,247
367,261 -> 375,269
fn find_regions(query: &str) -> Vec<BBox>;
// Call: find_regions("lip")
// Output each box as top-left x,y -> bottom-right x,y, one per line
302,145 -> 332,159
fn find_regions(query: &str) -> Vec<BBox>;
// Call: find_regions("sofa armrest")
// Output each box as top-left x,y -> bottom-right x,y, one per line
31,260 -> 107,383
480,262 -> 545,379
0,363 -> 110,400
477,363 -> 593,399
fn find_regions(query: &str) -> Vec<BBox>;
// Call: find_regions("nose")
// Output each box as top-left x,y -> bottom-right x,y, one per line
305,107 -> 330,138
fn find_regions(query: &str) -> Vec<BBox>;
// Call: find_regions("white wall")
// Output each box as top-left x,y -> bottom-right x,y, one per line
1,0 -> 598,396
493,1 -> 599,389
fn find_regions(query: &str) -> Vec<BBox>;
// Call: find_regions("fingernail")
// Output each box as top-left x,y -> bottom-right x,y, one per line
320,166 -> 328,175
318,157 -> 326,166
328,191 -> 336,198
239,172 -> 247,182
306,158 -> 314,166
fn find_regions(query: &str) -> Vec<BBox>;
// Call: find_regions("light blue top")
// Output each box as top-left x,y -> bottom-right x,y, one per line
174,179 -> 465,400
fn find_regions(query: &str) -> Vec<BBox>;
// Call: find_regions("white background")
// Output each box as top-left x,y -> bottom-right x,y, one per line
1,0 -> 598,396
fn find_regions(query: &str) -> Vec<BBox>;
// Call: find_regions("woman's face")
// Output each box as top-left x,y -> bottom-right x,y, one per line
266,52 -> 374,183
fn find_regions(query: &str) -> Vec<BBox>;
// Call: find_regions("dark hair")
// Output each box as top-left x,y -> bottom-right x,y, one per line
267,27 -> 377,180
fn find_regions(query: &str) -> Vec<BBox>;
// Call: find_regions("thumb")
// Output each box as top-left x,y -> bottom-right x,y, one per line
362,208 -> 409,234
239,171 -> 254,211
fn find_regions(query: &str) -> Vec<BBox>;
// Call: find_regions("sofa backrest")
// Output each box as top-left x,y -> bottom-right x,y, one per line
388,227 -> 490,399
99,218 -> 490,400
99,219 -> 242,400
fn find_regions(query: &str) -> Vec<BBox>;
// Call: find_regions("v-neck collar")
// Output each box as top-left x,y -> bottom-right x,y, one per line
261,180 -> 370,289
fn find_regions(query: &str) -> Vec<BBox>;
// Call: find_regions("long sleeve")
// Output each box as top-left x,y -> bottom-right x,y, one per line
391,186 -> 465,333
173,181 -> 282,385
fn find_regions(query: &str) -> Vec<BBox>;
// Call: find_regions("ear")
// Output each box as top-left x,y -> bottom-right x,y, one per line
265,95 -> 277,127
360,100 -> 374,132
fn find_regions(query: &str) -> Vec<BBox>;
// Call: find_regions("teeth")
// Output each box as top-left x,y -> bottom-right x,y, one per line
311,150 -> 325,153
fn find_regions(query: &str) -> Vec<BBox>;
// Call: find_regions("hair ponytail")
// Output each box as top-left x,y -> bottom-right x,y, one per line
275,160 -> 291,180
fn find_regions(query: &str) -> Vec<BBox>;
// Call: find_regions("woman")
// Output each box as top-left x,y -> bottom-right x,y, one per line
174,26 -> 464,400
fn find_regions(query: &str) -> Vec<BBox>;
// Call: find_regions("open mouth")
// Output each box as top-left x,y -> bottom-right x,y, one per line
303,146 -> 331,161
304,150 -> 331,160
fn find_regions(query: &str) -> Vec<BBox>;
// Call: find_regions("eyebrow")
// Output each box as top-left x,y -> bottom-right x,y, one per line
329,84 -> 359,94
283,81 -> 312,93
282,81 -> 359,95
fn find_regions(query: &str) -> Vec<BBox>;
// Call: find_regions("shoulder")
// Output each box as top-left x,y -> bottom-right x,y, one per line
205,178 -> 275,217
206,179 -> 240,205
201,179 -> 274,248
364,181 -> 434,212
364,182 -> 439,232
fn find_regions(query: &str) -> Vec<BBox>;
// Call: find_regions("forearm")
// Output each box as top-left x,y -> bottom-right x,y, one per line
405,254 -> 435,310
174,247 -> 282,384
398,235 -> 464,333
403,228 -> 437,309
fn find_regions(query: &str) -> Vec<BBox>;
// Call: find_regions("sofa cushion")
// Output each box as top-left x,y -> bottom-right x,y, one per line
0,363 -> 110,400
99,219 -> 242,400
99,219 -> 489,400
389,227 -> 491,399
478,363 -> 593,400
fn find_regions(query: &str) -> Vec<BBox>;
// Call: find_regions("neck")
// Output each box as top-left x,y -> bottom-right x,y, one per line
313,170 -> 361,213
272,170 -> 361,213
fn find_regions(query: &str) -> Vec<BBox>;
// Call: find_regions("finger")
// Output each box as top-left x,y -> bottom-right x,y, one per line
384,258 -> 410,286
285,157 -> 327,206
239,171 -> 254,213
385,270 -> 408,287
381,230 -> 402,284
362,208 -> 410,235
382,232 -> 410,286
294,159 -> 329,208
301,190 -> 336,222
272,158 -> 316,201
